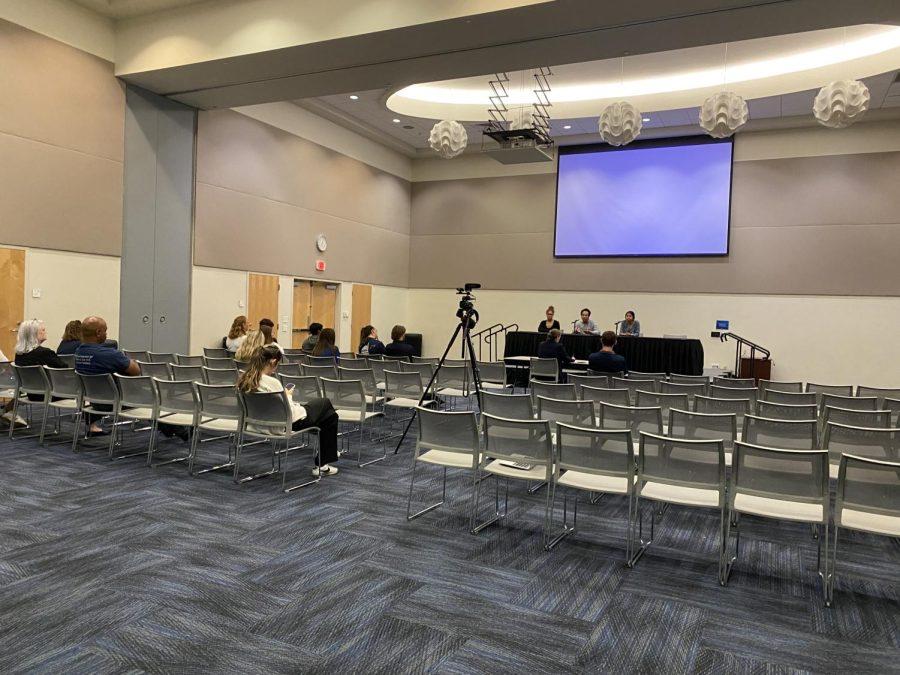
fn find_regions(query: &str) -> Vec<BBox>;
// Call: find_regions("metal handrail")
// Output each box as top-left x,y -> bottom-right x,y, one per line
483,323 -> 519,361
718,332 -> 771,380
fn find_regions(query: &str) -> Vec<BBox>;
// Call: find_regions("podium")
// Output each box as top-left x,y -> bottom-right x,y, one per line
739,357 -> 771,383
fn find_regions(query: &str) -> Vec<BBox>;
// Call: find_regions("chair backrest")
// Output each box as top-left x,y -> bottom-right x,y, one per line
411,356 -> 439,365
580,384 -> 630,407
148,352 -> 176,364
283,352 -> 309,365
337,367 -> 378,396
366,353 -> 384,361
203,347 -> 230,358
530,380 -> 575,406
628,371 -> 667,384
274,362 -> 301,377
283,348 -> 306,357
138,361 -> 171,380
78,373 -> 118,406
709,384 -> 758,407
369,359 -> 391,383
168,364 -> 204,382
805,382 -> 853,399
114,374 -> 157,410
612,377 -> 657,396
556,424 -> 633,480
835,454 -> 900,529
0,361 -> 13,396
482,413 -> 552,468
57,353 -> 76,368
659,380 -> 707,400
308,355 -> 338,366
854,386 -> 900,405
712,377 -> 755,389
384,370 -> 424,400
762,389 -> 816,406
529,357 -> 559,382
234,359 -> 249,369
340,357 -> 368,369
238,390 -> 291,432
399,361 -> 434,381
743,414 -> 817,450
670,373 -> 709,388
301,363 -> 338,380
668,408 -> 737,449
758,379 -> 804,394
755,400 -> 818,421
731,442 -> 828,511
536,396 -> 595,431
277,374 -> 321,405
588,369 -> 625,379
203,356 -> 236,369
635,390 -> 689,419
819,394 -> 877,416
694,395 -> 751,423
569,374 -> 610,395
477,361 -> 508,386
195,383 -> 241,420
12,364 -> 49,395
437,364 -> 469,393
45,367 -> 81,399
155,378 -> 197,416
416,407 -> 479,460
124,350 -> 150,362
884,398 -> 900,427
480,390 -> 533,420
598,402 -> 663,437
822,406 -> 892,430
202,367 -> 237,386
382,355 -> 409,363
822,422 -> 899,467
638,433 -> 725,497
320,377 -> 366,412
175,354 -> 204,366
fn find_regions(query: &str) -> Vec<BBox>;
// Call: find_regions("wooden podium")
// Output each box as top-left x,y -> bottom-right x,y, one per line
739,357 -> 771,383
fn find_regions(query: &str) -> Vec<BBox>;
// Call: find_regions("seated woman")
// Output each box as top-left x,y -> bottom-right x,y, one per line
2,320 -> 67,427
312,328 -> 340,361
259,318 -> 284,354
237,345 -> 340,477
57,320 -> 82,354
619,310 -> 641,336
384,325 -> 416,358
537,305 -> 561,333
358,325 -> 385,356
235,328 -> 265,363
225,315 -> 248,353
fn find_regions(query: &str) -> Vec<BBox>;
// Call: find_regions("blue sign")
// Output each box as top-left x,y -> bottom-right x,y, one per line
716,320 -> 730,330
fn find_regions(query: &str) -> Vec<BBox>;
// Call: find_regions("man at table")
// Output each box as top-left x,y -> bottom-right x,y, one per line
538,329 -> 574,380
588,331 -> 628,374
573,308 -> 599,335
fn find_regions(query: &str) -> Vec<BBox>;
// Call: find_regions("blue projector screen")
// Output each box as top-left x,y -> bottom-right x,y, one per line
554,137 -> 733,257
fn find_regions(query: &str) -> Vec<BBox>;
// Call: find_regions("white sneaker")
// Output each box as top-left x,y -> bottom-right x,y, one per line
311,465 -> 339,477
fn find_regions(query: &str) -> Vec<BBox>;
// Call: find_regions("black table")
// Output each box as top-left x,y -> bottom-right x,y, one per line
504,331 -> 704,375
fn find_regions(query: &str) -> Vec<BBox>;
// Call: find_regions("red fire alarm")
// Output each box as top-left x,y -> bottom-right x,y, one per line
315,259 -> 326,272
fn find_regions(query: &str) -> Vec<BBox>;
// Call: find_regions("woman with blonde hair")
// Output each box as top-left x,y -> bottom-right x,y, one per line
225,315 -> 248,353
537,305 -> 560,333
235,328 -> 265,362
237,345 -> 340,476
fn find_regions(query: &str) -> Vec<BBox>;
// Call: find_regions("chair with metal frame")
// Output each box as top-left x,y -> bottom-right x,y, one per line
148,352 -> 176,364
282,348 -> 306,358
124,350 -> 150,362
821,406 -> 891,431
8,364 -> 49,440
668,408 -> 737,463
436,364 -> 472,410
612,377 -> 657,399
762,389 -> 816,406
758,379 -> 804,395
529,357 -> 559,383
743,414 -> 817,450
72,373 -> 119,454
203,356 -> 236,370
546,425 -> 635,556
382,355 -> 410,363
283,352 -> 309,366
57,354 -> 76,368
694,395 -> 752,433
399,361 -> 435,381
597,402 -> 663,438
884,398 -> 900,427
819,394 -> 878,417
411,356 -> 439,365
828,454 -> 900,605
712,377 -> 756,389
722,442 -> 831,601
536,396 -> 595,436
821,422 -> 899,479
147,378 -> 197,467
320,377 -> 386,467
670,373 -> 709,390
805,382 -> 853,401
709,384 -> 758,408
340,356 -> 368,369
301,363 -> 338,381
659,380 -> 707,403
407,407 -> 480,525
755,400 -> 818,421
168,364 -> 204,382
202,367 -> 237,386
629,433 -> 727,574
277,362 -> 302,377
478,361 -> 512,393
307,355 -> 339,367
175,354 -> 204,366
337,367 -> 383,410
40,367 -> 82,445
383,370 -> 435,414
203,347 -> 230,359
137,361 -> 171,380
190,383 -> 242,476
277,374 -> 321,406
569,373 -> 611,396
110,374 -> 159,460
628,371 -> 667,387
855,386 -> 900,406
579,384 -> 630,408
472,414 -> 554,546
369,359 -> 391,391
636,390 -> 689,424
479,390 -> 533,420
530,380 -> 575,407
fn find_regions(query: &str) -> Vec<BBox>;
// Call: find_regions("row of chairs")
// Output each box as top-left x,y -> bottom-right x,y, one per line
409,407 -> 899,606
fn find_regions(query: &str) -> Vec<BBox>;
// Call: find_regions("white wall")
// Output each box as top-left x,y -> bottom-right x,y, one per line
189,266 -> 248,354
407,289 -> 900,387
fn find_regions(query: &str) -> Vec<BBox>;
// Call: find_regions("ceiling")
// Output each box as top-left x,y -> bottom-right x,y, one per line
71,0 -> 230,20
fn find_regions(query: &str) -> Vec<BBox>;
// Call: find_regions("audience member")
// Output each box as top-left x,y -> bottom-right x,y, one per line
259,318 -> 284,354
384,325 -> 415,358
358,325 -> 385,355
537,328 -> 574,379
618,310 -> 641,336
235,329 -> 265,362
588,331 -> 628,374
573,308 -> 599,335
15,320 -> 67,371
312,328 -> 340,361
225,315 -> 248,353
237,345 -> 340,477
302,323 -> 323,352
537,305 -> 560,333
57,320 -> 82,354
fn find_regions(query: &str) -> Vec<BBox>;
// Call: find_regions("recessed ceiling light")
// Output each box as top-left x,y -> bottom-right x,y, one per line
392,118 -> 401,123
349,94 -> 359,100
642,117 -> 651,122
563,125 -> 572,130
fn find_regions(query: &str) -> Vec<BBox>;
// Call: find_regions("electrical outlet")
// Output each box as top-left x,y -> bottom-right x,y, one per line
32,288 -> 41,298
342,311 -> 350,319
238,300 -> 245,308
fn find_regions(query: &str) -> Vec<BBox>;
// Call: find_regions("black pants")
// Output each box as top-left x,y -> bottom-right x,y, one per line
292,397 -> 339,465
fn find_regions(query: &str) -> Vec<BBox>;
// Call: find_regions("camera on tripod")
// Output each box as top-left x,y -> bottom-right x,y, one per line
455,283 -> 481,325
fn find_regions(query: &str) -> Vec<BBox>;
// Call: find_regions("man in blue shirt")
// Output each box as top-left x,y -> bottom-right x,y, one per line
588,331 -> 628,374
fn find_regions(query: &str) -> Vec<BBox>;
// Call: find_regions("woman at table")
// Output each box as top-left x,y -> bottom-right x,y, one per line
618,310 -> 641,336
537,306 -> 560,333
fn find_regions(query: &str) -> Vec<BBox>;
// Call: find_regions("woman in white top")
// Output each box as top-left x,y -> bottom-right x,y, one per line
237,344 -> 340,476
225,315 -> 248,353
235,328 -> 266,363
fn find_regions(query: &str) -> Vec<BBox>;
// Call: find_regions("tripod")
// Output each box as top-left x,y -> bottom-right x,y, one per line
393,298 -> 484,454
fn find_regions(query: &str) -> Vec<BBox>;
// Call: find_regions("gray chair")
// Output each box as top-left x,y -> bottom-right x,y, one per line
743,414 -> 817,450
175,354 -> 204,366
111,374 -> 159,459
712,377 -> 755,389
805,382 -> 853,400
819,394 -> 877,417
137,361 -> 171,380
203,347 -> 231,359
580,384 -> 630,408
277,374 -> 321,405
530,380 -> 575,407
659,380 -> 707,402
337,367 -> 383,410
628,371 -> 667,387
762,390 -> 816,406
399,361 -> 435,385
569,374 -> 611,396
301,363 -> 338,380
855,386 -> 900,405
598,402 -> 663,438
536,396 -> 595,435
384,370 -> 434,413
478,361 -> 512,392
190,382 -> 242,476
636,391 -> 689,423
758,379 -> 804,394
340,357 -> 368,369
320,377 -> 385,467
124,350 -> 150,362
613,377 -> 657,398
203,356 -> 236,370
436,365 -> 472,409
148,378 -> 196,467
411,356 -> 439,365
821,422 -> 899,479
8,364 -> 49,440
529,357 -> 559,383
668,408 -> 737,462
709,384 -> 758,408
72,373 -> 118,454
168,364 -> 204,382
41,367 -> 82,445
148,352 -> 176,364
480,390 -> 533,420
755,400 -> 818,421
202,367 -> 237,386
307,355 -> 338,366
694,395 -> 752,433
277,363 -> 302,377
670,373 -> 709,390
884,398 -> 900,427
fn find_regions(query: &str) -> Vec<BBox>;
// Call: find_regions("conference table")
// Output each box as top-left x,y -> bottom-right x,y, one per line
503,331 -> 704,375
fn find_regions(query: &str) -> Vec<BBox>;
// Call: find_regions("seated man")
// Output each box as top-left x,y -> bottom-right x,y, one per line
573,308 -> 599,335
301,323 -> 322,353
537,329 -> 574,380
588,331 -> 628,374
384,324 -> 416,358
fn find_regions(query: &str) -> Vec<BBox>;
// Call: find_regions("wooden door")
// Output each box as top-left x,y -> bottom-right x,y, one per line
0,248 -> 25,359
310,282 -> 338,329
351,284 -> 372,354
247,273 -> 279,334
292,281 -> 311,348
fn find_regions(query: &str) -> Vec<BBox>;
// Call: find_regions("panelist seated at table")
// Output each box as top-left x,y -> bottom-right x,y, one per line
537,329 -> 575,377
537,305 -> 561,333
618,310 -> 641,336
572,308 -> 599,335
588,331 -> 628,374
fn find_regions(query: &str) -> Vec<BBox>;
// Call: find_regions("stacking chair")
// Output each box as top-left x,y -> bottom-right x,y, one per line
57,354 -> 76,368
148,352 -> 176,364
612,376 -> 657,398
722,442 -> 830,599
569,374 -> 610,396
236,390 -> 321,491
110,374 -> 159,459
203,347 -> 231,359
168,364 -> 204,382
283,348 -> 306,359
407,408 -> 480,525
819,394 -> 877,417
884,398 -> 900,427
340,357 -> 367,369
743,415 -> 817,450
190,383 -> 242,476
278,374 -> 321,405
536,396 -> 595,436
709,384 -> 758,408
762,390 -> 816,406
202,367 -> 237,386
40,367 -> 82,445
758,379 -> 804,395
233,359 -> 249,370
580,384 -> 630,408
283,352 -> 309,366
124,350 -> 150,362
337,367 -> 382,410
855,386 -> 900,405
630,433 -> 727,572
478,361 -> 512,393
370,360 -> 391,391
628,372 -> 667,387
382,355 -> 409,363
175,354 -> 204,366
821,406 -> 891,431
755,400 -> 818,421
670,373 -> 709,390
530,380 -> 575,407
72,373 -> 119,453
384,371 -> 435,422
147,379 -> 197,467
829,455 -> 900,605
203,356 -> 236,369
8,365 -> 49,440
805,383 -> 853,401
668,409 -> 737,462
399,361 -> 435,383
660,380 -> 706,402
321,377 -> 385,467
302,363 -> 338,380
411,356 -> 439,365
308,355 -> 339,366
0,361 -> 14,397
480,390 -> 533,420
821,423 -> 899,479
366,353 -> 384,361
529,357 -> 559,383
138,361 -> 171,380
547,425 -> 635,555
598,402 -> 663,439
636,391 -> 689,424
436,365 -> 472,410
472,414 -> 554,545
712,377 -> 756,389
694,395 -> 752,433
589,369 -> 624,379
277,362 -> 302,377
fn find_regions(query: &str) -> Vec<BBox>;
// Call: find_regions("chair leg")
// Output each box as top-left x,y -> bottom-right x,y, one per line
146,420 -> 159,466
471,472 -> 504,535
39,405 -> 50,446
825,524 -> 838,607
720,505 -> 740,585
627,495 -> 655,568
545,486 -> 576,551
71,411 -> 83,452
407,461 -> 447,521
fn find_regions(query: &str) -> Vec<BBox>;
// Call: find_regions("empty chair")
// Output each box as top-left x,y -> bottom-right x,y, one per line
472,415 -> 554,545
819,394 -> 877,417
168,364 -> 204,382
569,374 -> 610,396
337,367 -> 382,409
283,352 -> 308,366
190,383 -> 242,476
612,377 -> 657,398
124,350 -> 150,362
175,354 -> 204,366
580,384 -> 630,408
758,379 -> 803,394
636,390 -> 689,422
148,379 -> 197,467
278,374 -> 321,405
756,400 -> 818,421
529,357 -> 559,383
308,355 -> 338,366
743,414 -> 817,450
301,363 -> 338,380
436,365 -> 472,409
670,373 -> 709,390
630,433 -> 727,573
276,362 -> 302,377
547,425 -> 635,556
628,371 -> 667,386
480,390 -> 533,420
822,406 -> 891,431
369,360 -> 391,390
57,353 -> 76,368
695,395 -> 752,433
148,352 -> 176,364
530,380 -> 575,407
138,361 -> 171,380
382,355 -> 409,363
282,348 -> 306,358
478,361 -> 512,392
233,359 -> 249,370
589,369 -> 624,379
822,422 -> 899,479
884,398 -> 900,427
536,396 -> 595,434
399,361 -> 435,384
321,377 -> 385,466
659,380 -> 707,402
40,367 -> 82,445
411,356 -> 439,365
712,377 -> 756,389
805,382 -> 853,400
829,455 -> 900,605
111,374 -> 159,458
668,409 -> 737,461
72,373 -> 118,453
722,442 -> 830,600
384,370 -> 433,411
762,389 -> 816,406
8,365 -> 49,440
203,356 -> 236,369
202,367 -> 237,386
340,357 -> 367,369
203,347 -> 230,359
709,384 -> 758,408
855,386 -> 900,405
407,408 -> 480,525
598,402 -> 663,438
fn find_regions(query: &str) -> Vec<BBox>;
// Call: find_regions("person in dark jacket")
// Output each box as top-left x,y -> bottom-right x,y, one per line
384,325 -> 416,358
536,329 -> 574,381
358,325 -> 385,356
57,319 -> 82,355
588,331 -> 628,374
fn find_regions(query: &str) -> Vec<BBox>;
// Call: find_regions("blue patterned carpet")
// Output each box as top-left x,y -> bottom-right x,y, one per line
0,414 -> 898,674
